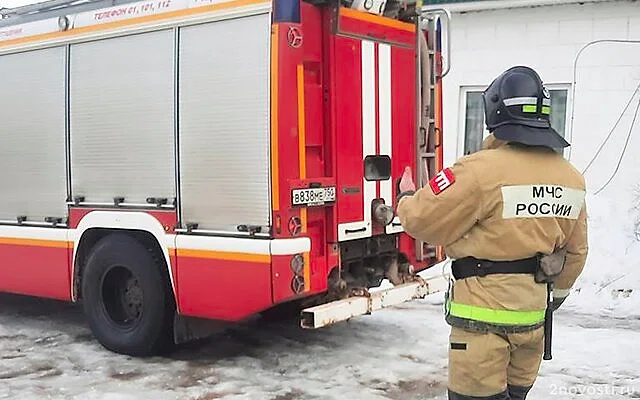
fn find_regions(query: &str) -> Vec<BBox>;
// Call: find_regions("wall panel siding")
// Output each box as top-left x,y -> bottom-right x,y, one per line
0,47 -> 67,222
70,30 -> 176,204
178,13 -> 272,231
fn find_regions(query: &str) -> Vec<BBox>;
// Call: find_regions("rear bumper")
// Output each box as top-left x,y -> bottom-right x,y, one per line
300,273 -> 450,329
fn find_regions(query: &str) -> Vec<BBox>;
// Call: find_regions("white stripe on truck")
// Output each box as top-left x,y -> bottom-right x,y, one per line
378,43 -> 393,208
338,40 -> 376,241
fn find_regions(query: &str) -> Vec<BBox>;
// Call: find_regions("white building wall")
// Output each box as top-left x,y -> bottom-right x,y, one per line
442,0 -> 640,178
440,0 -> 640,303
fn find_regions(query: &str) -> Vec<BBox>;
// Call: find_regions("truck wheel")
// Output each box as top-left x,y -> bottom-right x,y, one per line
81,233 -> 173,357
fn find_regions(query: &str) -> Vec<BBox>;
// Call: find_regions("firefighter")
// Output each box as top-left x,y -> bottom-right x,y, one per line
396,65 -> 588,400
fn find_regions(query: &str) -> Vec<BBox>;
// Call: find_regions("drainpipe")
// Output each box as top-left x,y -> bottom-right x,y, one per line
422,0 -> 615,13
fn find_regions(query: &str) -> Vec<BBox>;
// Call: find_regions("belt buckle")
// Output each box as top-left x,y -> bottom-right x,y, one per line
476,261 -> 491,277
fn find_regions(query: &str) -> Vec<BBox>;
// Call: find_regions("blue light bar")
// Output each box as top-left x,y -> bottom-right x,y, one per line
273,0 -> 300,23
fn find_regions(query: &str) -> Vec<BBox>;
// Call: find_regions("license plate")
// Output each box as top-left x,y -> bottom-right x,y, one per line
292,186 -> 336,206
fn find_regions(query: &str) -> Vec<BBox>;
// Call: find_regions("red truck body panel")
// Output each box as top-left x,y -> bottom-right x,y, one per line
0,0 -> 444,323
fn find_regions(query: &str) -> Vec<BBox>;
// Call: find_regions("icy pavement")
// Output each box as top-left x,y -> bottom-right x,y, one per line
0,289 -> 639,400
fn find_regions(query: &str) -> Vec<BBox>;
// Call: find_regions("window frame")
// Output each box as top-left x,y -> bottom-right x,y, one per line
457,83 -> 573,158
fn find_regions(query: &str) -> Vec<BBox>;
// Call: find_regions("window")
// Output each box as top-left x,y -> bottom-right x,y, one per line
460,85 -> 570,156
463,91 -> 487,156
364,155 -> 391,181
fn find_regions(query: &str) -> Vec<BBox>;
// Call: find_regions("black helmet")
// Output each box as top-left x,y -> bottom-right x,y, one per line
482,66 -> 569,148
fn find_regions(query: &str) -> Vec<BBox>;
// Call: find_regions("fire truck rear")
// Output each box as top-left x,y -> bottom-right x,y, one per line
0,0 -> 450,356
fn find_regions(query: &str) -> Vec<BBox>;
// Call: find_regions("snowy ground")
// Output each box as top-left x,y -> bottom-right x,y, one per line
1,277 -> 639,400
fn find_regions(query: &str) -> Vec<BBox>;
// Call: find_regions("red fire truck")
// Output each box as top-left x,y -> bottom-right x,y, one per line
0,0 -> 450,356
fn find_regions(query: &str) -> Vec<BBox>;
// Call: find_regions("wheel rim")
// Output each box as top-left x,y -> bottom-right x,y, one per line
100,265 -> 144,329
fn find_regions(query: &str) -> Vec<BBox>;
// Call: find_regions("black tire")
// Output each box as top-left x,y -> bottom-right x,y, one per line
81,232 -> 174,357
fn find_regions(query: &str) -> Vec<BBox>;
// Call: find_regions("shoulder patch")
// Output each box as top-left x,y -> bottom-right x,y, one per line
429,168 -> 456,195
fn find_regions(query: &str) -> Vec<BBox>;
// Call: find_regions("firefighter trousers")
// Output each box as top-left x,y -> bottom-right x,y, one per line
447,325 -> 544,399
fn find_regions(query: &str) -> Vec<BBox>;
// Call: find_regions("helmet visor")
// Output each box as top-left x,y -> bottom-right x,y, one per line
493,123 -> 570,148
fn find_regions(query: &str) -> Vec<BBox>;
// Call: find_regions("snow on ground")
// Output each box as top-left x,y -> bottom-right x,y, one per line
1,280 -> 639,400
0,291 -> 450,400
562,192 -> 640,321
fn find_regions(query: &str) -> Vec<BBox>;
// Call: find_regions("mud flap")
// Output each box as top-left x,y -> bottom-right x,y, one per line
173,314 -> 229,344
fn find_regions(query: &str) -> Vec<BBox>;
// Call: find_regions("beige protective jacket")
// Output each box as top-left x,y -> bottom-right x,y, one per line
398,135 -> 588,315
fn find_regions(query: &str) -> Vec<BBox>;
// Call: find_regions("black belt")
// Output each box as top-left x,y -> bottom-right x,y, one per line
451,256 -> 539,280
